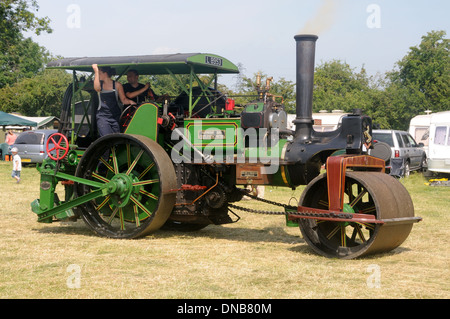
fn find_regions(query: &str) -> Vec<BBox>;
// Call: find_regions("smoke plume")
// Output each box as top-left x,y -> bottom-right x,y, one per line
298,0 -> 338,35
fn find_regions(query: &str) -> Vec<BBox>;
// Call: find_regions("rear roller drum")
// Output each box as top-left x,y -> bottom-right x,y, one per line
75,134 -> 176,239
299,171 -> 415,259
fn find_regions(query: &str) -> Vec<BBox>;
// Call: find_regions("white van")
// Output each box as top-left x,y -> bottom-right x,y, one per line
427,111 -> 450,174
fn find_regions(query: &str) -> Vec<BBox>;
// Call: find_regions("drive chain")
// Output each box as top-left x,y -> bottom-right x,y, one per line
228,203 -> 289,216
228,188 -> 296,216
230,188 -> 355,220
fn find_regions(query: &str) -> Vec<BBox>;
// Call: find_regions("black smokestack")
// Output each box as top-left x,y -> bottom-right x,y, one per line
293,34 -> 318,141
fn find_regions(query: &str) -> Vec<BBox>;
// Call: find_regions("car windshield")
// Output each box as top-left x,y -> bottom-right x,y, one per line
373,132 -> 394,147
15,132 -> 45,145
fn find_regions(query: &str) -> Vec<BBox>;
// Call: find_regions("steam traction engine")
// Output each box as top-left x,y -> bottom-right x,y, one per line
31,35 -> 421,259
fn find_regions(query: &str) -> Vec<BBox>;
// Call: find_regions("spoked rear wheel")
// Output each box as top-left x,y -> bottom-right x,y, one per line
299,171 -> 415,259
75,134 -> 176,238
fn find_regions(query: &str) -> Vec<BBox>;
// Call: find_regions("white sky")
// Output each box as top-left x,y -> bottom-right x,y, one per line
29,0 -> 449,87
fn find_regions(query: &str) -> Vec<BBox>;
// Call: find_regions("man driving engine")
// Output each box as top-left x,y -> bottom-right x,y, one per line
123,69 -> 159,104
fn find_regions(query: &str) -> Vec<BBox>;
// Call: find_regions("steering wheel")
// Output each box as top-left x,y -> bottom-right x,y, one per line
46,133 -> 69,161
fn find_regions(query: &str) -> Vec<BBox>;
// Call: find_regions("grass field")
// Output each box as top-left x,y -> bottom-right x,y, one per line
0,161 -> 448,299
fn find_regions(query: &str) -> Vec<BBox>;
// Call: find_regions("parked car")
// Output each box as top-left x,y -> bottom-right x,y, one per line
12,129 -> 58,164
369,129 -> 427,177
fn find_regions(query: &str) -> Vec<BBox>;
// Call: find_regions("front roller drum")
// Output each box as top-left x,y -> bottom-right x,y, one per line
75,134 -> 177,239
299,172 -> 417,259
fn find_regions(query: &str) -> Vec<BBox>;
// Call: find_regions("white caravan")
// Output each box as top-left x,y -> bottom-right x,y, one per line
409,112 -> 432,156
287,110 -> 349,132
427,111 -> 450,174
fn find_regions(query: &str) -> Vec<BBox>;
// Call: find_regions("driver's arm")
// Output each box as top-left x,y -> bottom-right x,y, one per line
125,83 -> 150,99
116,82 -> 136,105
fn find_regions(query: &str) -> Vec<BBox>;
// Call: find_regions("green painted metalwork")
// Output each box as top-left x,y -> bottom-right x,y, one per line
189,68 -> 218,115
48,53 -> 239,118
69,73 -> 95,145
34,188 -> 104,223
244,138 -> 292,187
245,138 -> 288,159
32,139 -> 162,224
32,163 -> 106,222
183,118 -> 243,155
78,135 -> 163,229
46,53 -> 239,75
243,102 -> 265,113
34,51 -> 297,230
124,103 -> 159,142
71,71 -> 76,144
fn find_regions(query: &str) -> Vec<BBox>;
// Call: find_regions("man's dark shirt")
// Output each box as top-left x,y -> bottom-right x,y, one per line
123,83 -> 157,103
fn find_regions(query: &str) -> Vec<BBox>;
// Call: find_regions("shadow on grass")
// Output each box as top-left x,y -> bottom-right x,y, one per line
34,219 -> 306,245
287,242 -> 412,260
33,220 -> 412,260
33,221 -> 94,237
160,224 -> 306,244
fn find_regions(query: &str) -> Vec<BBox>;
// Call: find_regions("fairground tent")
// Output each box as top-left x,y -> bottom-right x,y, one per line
0,111 -> 37,128
11,114 -> 57,129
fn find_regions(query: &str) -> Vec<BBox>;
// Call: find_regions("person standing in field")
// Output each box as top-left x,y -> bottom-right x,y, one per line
10,147 -> 21,183
5,130 -> 17,146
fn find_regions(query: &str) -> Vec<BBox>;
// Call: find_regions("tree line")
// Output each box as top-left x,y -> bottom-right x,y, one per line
1,1 -> 448,131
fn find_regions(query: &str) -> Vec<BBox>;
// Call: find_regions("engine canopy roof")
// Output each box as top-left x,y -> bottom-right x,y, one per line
47,53 -> 240,75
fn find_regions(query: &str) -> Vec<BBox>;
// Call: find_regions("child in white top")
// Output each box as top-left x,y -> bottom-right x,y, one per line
10,147 -> 21,183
